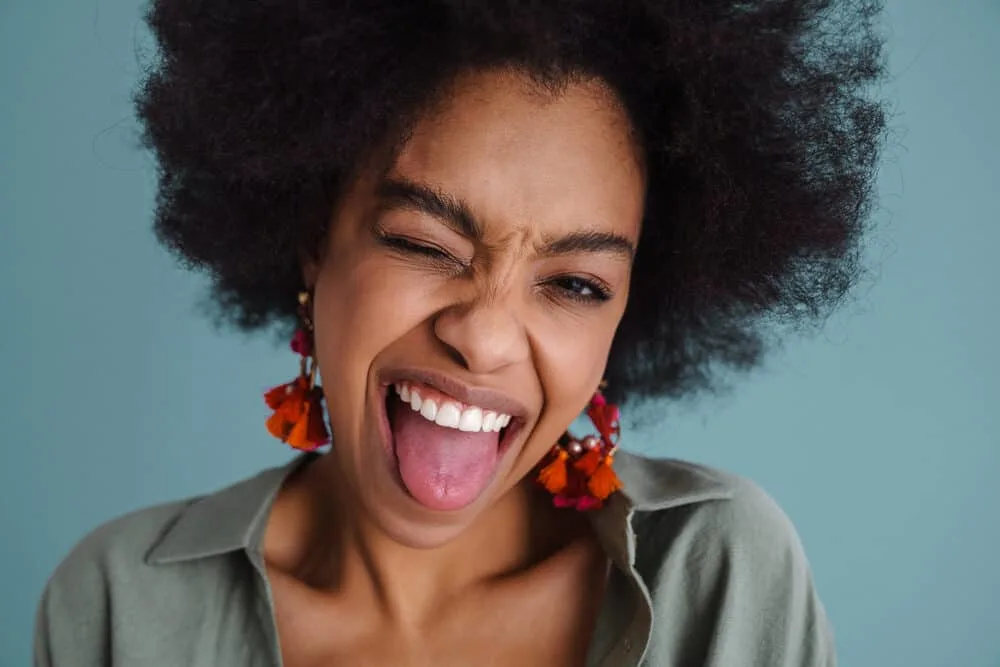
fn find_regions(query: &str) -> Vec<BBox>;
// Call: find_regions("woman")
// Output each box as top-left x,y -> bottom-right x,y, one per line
35,1 -> 885,665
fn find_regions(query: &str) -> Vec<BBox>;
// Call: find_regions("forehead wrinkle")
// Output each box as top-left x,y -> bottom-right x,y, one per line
466,225 -> 532,303
467,258 -> 519,310
480,223 -> 535,255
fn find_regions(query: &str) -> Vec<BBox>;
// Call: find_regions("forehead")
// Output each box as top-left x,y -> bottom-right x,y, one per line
389,69 -> 645,243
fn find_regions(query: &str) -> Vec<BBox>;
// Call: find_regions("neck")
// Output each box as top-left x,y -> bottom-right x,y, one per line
264,453 -> 576,629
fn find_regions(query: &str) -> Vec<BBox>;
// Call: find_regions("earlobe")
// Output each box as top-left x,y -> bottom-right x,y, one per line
301,259 -> 320,289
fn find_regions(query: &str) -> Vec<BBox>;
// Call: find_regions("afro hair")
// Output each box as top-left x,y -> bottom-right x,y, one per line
137,0 -> 886,405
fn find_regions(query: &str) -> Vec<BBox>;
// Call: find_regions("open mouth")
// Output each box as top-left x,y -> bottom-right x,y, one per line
387,382 -> 518,439
379,379 -> 523,511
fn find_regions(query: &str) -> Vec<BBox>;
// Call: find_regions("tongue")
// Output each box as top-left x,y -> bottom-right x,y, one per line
391,398 -> 499,511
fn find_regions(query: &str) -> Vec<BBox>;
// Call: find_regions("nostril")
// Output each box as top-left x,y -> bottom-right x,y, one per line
440,341 -> 469,369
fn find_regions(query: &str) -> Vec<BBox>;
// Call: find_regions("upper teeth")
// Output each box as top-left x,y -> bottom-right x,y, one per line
394,382 -> 511,433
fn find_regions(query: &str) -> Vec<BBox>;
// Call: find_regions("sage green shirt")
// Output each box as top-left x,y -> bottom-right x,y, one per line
34,452 -> 835,666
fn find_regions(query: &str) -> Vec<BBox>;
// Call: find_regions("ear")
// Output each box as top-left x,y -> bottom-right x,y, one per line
301,257 -> 320,290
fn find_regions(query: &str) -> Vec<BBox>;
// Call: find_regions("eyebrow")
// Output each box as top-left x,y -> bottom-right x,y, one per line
375,177 -> 483,241
375,176 -> 635,260
539,230 -> 635,261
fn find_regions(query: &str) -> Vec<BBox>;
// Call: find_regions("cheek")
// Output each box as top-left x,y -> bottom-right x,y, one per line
515,311 -> 619,469
311,248 -> 431,431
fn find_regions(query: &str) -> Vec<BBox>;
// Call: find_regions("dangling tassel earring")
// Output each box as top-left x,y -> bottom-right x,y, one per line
264,291 -> 330,451
536,384 -> 623,511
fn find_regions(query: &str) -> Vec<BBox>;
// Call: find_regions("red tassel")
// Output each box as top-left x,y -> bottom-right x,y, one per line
585,392 -> 619,446
572,449 -> 602,476
265,376 -> 306,411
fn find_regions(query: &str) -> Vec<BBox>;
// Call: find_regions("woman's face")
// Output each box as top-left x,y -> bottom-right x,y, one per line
308,69 -> 645,548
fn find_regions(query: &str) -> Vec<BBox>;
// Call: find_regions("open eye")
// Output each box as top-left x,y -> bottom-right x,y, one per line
546,275 -> 613,303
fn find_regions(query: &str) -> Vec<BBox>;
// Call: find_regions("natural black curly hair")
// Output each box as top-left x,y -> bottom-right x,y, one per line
137,0 -> 886,406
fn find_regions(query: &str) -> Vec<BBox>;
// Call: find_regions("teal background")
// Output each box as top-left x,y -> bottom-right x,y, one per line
1,1 -> 998,665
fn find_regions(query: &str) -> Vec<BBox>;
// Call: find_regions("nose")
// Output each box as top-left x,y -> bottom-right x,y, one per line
433,297 -> 530,375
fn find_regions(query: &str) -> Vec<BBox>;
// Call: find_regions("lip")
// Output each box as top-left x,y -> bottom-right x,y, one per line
377,367 -> 531,420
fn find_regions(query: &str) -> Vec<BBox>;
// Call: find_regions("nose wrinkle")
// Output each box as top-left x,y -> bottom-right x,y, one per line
433,295 -> 529,373
432,246 -> 531,371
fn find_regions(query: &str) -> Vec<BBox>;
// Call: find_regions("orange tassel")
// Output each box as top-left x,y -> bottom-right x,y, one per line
266,397 -> 304,440
266,408 -> 292,441
265,379 -> 305,437
538,388 -> 624,509
537,449 -> 569,494
264,377 -> 329,450
587,454 -> 622,500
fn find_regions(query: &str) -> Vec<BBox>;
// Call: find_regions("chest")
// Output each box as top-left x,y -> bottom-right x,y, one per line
275,619 -> 588,667
267,560 -> 607,667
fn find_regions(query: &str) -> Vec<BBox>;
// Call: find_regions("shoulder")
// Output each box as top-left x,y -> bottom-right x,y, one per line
49,498 -> 198,584
617,452 -> 806,564
620,454 -> 836,666
38,497 -> 204,613
631,456 -> 804,561
34,460 -> 297,665
34,499 -> 200,665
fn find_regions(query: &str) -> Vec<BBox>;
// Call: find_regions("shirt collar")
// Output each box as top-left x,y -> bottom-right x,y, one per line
145,459 -> 300,565
146,450 -> 733,566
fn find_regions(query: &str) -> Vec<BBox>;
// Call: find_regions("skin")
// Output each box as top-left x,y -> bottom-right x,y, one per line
263,68 -> 646,665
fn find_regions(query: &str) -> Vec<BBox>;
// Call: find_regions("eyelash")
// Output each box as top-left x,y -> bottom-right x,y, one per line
377,233 -> 463,265
545,276 -> 613,304
377,233 -> 613,304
